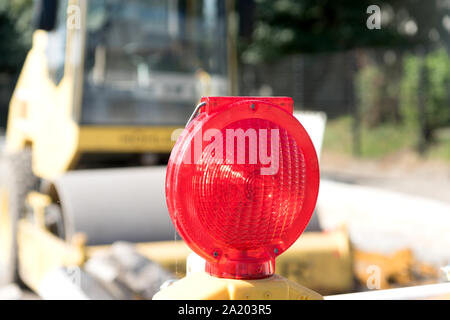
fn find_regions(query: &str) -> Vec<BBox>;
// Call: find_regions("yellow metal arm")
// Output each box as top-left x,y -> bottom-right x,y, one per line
153,271 -> 323,300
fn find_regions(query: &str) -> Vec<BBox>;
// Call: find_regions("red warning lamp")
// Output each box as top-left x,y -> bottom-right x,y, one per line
166,97 -> 319,280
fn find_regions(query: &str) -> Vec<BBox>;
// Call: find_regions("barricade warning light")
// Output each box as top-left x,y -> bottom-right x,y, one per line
157,97 -> 322,300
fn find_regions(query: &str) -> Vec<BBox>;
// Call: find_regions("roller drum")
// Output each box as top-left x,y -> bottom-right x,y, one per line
52,167 -> 174,245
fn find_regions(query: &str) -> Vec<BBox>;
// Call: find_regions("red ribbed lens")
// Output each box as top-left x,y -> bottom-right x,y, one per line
193,119 -> 305,250
166,98 -> 319,279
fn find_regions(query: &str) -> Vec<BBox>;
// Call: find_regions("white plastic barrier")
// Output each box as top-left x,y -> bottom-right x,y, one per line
317,179 -> 450,266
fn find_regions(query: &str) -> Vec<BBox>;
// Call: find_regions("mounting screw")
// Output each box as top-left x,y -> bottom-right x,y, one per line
250,104 -> 256,111
213,251 -> 219,258
274,248 -> 279,255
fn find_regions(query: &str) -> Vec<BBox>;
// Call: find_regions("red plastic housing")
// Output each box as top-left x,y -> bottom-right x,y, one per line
166,97 -> 319,280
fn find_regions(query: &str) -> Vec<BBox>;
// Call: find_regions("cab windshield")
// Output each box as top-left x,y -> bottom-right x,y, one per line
81,0 -> 228,125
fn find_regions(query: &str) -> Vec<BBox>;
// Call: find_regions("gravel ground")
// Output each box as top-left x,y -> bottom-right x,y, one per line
321,151 -> 450,204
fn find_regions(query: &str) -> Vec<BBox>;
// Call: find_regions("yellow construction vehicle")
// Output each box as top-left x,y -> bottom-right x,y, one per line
0,0 -> 355,298
0,0 -> 236,291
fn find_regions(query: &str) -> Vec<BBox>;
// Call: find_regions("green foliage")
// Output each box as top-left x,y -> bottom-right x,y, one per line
0,0 -> 34,72
324,116 -> 418,159
428,128 -> 450,161
0,0 -> 34,46
356,64 -> 383,126
242,0 -> 413,64
356,56 -> 402,128
335,47 -> 450,159
399,49 -> 450,137
399,55 -> 422,129
425,49 -> 450,130
323,115 -> 354,155
359,122 -> 417,157
0,13 -> 23,72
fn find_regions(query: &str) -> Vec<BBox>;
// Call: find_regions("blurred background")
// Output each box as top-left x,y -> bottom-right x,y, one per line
1,0 -> 449,201
0,0 -> 449,300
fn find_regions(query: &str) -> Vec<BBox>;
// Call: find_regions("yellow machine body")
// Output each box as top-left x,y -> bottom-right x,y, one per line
134,228 -> 353,295
153,272 -> 323,300
18,192 -> 352,294
5,1 -> 183,179
1,0 -> 239,292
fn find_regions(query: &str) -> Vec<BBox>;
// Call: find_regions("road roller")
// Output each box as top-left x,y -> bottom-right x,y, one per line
0,0 -> 236,292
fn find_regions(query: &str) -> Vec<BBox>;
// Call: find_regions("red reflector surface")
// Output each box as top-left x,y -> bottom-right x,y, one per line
166,97 -> 319,279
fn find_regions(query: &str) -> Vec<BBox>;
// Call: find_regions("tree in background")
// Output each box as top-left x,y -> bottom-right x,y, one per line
0,0 -> 34,73
241,0 -> 416,64
241,0 -> 450,155
400,49 -> 450,143
0,0 -> 33,127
